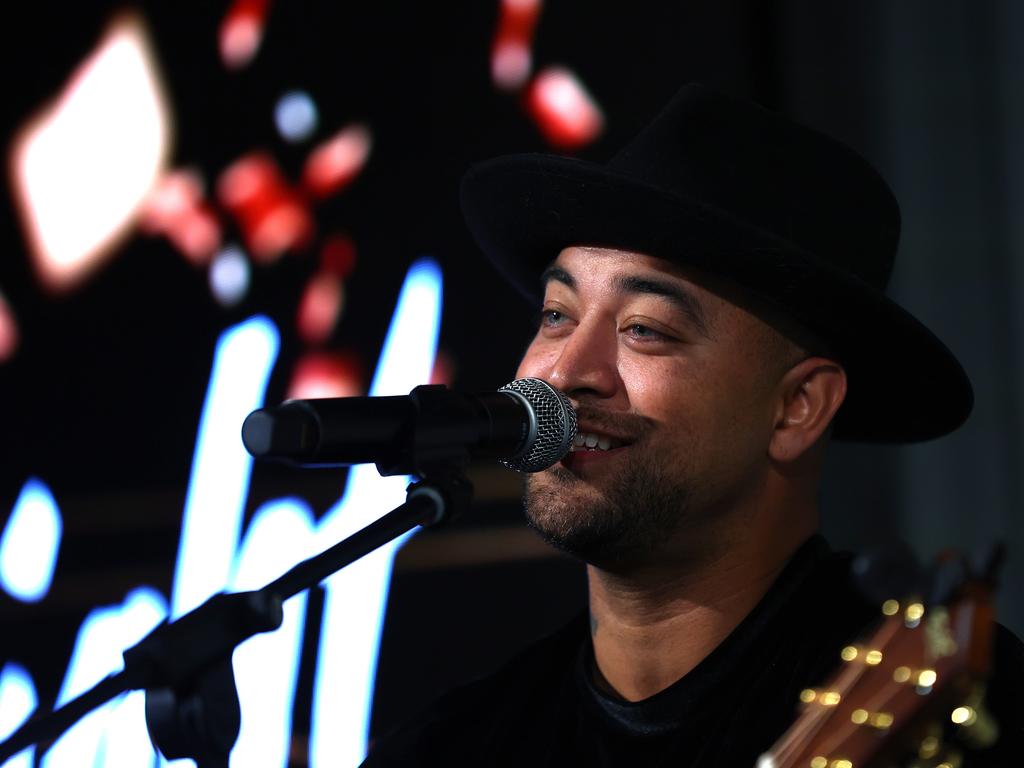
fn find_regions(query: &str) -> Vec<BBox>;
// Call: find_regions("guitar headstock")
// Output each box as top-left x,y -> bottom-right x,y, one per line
759,552 -> 1000,768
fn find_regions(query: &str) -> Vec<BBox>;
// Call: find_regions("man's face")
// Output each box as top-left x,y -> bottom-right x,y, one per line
515,246 -> 797,569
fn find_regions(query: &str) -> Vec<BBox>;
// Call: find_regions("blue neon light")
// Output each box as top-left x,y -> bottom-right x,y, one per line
0,663 -> 37,768
0,478 -> 62,603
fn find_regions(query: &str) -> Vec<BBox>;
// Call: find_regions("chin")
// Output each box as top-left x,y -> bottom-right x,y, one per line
520,456 -> 696,573
522,468 -> 673,568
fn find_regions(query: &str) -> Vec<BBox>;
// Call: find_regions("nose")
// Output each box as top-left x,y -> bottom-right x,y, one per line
520,317 -> 620,401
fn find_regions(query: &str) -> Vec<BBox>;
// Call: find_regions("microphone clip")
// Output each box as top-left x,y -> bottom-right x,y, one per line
374,384 -> 474,478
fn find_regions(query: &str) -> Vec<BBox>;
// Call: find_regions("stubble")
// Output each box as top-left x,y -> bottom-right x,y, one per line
523,446 -> 692,569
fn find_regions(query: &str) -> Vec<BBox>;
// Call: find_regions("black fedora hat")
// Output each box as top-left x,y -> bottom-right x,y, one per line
460,83 -> 973,443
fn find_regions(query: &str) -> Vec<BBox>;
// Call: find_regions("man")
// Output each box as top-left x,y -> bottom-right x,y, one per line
364,84 -> 1024,766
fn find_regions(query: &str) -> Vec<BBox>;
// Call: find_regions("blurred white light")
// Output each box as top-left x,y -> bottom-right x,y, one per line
311,257 -> 443,766
209,245 -> 251,306
171,316 -> 279,620
0,663 -> 37,768
42,587 -> 167,767
230,498 -> 315,768
275,91 -> 319,143
0,478 -> 62,603
9,13 -> 172,292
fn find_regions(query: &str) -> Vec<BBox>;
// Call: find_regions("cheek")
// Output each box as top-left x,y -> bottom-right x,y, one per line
620,354 -> 754,442
692,358 -> 777,468
515,339 -> 557,380
617,356 -> 691,419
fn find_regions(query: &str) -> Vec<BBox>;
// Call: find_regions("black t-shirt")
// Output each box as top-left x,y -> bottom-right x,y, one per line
364,537 -> 1024,767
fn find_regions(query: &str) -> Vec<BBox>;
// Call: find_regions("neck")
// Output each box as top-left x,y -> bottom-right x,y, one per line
586,493 -> 817,702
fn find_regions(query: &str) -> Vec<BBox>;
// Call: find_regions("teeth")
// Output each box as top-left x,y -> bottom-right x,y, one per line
570,432 -> 621,452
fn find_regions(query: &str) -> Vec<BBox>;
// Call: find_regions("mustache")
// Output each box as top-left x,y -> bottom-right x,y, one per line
572,402 -> 654,442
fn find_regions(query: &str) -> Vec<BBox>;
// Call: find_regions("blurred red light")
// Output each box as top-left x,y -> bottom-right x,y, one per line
220,0 -> 270,70
491,0 -> 543,90
429,349 -> 455,387
139,170 -> 203,232
286,352 -> 362,400
302,125 -> 372,199
525,67 -> 604,150
319,234 -> 357,278
217,154 -> 274,209
177,208 -> 221,264
217,153 -> 313,263
296,270 -> 344,344
140,170 -> 221,264
492,42 -> 532,91
0,292 -> 19,363
249,203 -> 312,262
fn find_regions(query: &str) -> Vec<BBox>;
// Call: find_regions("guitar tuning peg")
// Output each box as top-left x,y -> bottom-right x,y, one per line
973,539 -> 1006,587
851,539 -> 924,605
927,556 -> 968,606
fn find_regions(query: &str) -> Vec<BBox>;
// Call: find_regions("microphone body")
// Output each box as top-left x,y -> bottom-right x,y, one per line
241,378 -> 576,475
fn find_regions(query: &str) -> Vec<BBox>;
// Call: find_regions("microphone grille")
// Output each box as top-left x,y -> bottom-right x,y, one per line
498,378 -> 577,473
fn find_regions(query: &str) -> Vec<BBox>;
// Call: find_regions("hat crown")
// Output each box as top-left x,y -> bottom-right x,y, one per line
608,84 -> 900,291
459,82 -> 974,442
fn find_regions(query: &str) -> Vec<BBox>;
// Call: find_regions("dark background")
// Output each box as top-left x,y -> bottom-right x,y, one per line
1,1 -> 1022,763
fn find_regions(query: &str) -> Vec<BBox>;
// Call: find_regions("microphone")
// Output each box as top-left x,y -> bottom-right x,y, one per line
241,377 -> 577,475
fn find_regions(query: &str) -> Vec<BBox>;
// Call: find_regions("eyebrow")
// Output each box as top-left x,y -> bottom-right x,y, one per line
540,265 -> 712,339
540,265 -> 575,289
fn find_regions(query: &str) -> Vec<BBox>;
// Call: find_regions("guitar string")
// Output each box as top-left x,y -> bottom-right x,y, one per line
812,601 -> 975,764
811,621 -> 927,762
767,615 -> 903,766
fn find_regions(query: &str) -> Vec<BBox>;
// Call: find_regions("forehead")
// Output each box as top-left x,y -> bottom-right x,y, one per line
545,246 -> 733,312
548,246 -> 724,294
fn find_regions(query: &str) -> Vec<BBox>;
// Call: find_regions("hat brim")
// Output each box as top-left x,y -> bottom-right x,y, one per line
461,153 -> 973,442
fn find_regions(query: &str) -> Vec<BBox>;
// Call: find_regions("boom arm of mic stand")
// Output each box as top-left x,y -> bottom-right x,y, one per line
0,472 -> 472,767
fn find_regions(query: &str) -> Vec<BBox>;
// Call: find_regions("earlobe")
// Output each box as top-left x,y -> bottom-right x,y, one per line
768,358 -> 847,463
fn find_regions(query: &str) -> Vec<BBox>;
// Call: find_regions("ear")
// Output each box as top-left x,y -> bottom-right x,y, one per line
768,357 -> 847,463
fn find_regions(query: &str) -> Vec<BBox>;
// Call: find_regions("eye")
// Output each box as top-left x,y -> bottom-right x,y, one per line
538,308 -> 568,328
624,323 -> 670,342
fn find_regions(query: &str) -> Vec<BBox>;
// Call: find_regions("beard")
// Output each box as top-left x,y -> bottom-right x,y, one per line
523,447 -> 691,569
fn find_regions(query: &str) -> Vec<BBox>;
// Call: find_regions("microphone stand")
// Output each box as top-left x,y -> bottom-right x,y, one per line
0,466 -> 473,767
